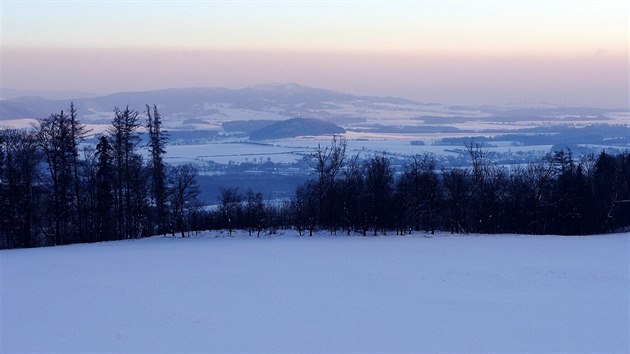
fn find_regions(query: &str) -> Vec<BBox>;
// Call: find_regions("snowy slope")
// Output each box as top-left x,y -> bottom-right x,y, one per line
1,231 -> 628,352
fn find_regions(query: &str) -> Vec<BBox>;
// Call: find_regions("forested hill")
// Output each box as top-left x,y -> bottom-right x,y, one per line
249,118 -> 345,140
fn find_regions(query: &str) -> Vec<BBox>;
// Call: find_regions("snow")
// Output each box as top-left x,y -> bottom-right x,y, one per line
153,141 -> 310,164
0,118 -> 39,130
1,231 -> 628,352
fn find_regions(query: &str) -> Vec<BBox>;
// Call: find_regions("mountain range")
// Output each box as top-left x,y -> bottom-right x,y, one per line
1,84 -> 421,125
0,84 -> 622,132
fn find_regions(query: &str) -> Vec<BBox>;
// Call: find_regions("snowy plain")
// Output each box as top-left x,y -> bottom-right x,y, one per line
1,230 -> 628,353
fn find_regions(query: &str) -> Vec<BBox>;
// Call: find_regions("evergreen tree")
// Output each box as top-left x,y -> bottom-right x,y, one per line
68,102 -> 89,240
95,136 -> 115,241
0,130 -> 40,248
592,151 -> 617,232
146,105 -> 169,235
110,106 -> 141,239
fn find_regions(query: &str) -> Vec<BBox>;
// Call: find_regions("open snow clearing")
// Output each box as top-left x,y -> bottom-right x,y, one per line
1,231 -> 628,352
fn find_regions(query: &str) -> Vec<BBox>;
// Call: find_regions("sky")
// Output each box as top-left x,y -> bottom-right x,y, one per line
2,0 -> 629,108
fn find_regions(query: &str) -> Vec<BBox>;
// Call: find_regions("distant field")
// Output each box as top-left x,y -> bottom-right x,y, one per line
154,138 -> 557,165
2,231 -> 628,352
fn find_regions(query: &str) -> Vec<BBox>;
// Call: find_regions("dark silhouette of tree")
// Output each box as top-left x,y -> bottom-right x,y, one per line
110,106 -> 141,239
394,168 -> 413,235
339,153 -> 364,235
218,186 -> 241,236
68,102 -> 90,241
244,189 -> 265,237
549,150 -> 589,234
403,154 -> 440,234
37,110 -> 76,245
475,166 -> 509,233
312,135 -> 346,227
95,136 -> 115,242
592,151 -> 618,233
291,182 -> 315,236
466,139 -> 493,188
146,105 -> 168,235
365,155 -> 394,235
170,164 -> 200,238
442,168 -> 470,234
523,158 -> 556,234
0,130 -> 41,248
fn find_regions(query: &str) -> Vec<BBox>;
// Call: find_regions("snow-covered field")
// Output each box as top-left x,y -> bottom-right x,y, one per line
1,231 -> 628,352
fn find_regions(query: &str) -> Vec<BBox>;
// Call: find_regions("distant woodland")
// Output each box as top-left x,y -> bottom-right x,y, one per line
1,104 -> 629,249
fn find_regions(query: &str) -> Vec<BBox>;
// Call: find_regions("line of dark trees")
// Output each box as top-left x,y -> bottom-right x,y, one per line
0,104 -> 200,249
3,117 -> 630,249
193,137 -> 630,237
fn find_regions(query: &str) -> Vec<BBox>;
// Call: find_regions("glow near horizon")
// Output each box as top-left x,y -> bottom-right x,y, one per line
2,1 -> 629,107
4,1 -> 627,55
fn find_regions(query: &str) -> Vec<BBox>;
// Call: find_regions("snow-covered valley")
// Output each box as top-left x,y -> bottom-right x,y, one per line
1,231 -> 628,352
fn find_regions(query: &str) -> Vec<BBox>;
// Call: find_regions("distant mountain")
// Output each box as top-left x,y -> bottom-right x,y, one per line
249,118 -> 345,140
0,83 -> 420,124
1,84 -> 618,131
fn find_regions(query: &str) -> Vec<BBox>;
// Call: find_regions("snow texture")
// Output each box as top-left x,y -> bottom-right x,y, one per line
1,231 -> 628,352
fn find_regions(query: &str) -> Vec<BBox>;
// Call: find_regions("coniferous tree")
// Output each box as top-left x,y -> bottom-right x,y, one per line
95,136 -> 115,241
110,106 -> 141,239
146,105 -> 168,235
0,130 -> 41,248
68,103 -> 89,239
592,151 -> 618,232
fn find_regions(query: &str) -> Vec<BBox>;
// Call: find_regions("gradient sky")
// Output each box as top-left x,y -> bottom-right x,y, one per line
2,0 -> 628,108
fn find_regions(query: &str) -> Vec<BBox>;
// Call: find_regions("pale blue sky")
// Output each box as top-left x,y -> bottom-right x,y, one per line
2,1 -> 628,107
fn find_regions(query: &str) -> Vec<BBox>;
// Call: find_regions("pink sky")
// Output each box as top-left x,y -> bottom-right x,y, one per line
2,1 -> 628,108
4,47 -> 627,108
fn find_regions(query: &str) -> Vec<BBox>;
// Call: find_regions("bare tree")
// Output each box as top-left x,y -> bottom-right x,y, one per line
466,139 -> 493,188
244,189 -> 265,237
523,157 -> 556,234
442,168 -> 470,234
218,187 -> 241,237
311,135 -> 346,228
37,110 -> 75,244
169,164 -> 200,238
365,155 -> 394,235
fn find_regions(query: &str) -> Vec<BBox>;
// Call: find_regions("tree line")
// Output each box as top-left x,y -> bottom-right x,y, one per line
3,113 -> 630,249
193,137 -> 630,237
0,104 -> 200,249
292,139 -> 630,235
